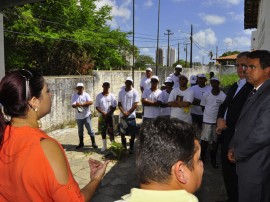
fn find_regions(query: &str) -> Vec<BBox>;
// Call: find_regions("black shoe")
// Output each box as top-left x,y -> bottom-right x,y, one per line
129,149 -> 134,154
75,143 -> 84,149
92,143 -> 98,149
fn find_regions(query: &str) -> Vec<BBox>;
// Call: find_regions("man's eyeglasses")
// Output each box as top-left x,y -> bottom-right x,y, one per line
18,69 -> 33,100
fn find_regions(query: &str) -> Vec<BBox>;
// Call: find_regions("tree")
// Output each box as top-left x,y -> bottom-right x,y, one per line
173,60 -> 190,68
3,0 -> 133,75
134,55 -> 155,69
220,50 -> 240,57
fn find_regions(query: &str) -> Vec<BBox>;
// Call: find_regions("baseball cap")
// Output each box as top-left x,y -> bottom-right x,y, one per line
190,75 -> 197,84
197,74 -> 206,79
76,83 -> 84,87
164,77 -> 173,83
151,75 -> 159,82
210,76 -> 219,82
175,64 -> 182,69
126,77 -> 133,83
146,67 -> 153,72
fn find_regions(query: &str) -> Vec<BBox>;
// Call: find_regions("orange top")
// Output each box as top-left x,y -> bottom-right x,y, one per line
0,125 -> 85,202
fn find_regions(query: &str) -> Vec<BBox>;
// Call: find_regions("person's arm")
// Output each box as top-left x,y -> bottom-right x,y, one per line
234,101 -> 270,162
141,98 -> 159,106
41,139 -> 109,201
96,107 -> 106,117
118,102 -> 128,117
192,98 -> 201,106
140,86 -> 144,93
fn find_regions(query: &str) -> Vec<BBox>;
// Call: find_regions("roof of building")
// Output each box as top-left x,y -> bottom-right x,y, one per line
244,0 -> 260,29
215,54 -> 238,61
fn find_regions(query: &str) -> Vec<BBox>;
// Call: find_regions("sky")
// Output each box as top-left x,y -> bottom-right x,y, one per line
95,0 -> 254,65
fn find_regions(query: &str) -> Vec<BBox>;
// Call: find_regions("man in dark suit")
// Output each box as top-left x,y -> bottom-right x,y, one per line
216,51 -> 253,202
228,50 -> 270,202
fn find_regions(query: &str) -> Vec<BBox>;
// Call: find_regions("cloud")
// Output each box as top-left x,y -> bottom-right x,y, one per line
199,13 -> 226,25
95,0 -> 131,20
202,0 -> 241,6
227,12 -> 243,22
144,0 -> 153,8
193,29 -> 217,47
223,36 -> 251,48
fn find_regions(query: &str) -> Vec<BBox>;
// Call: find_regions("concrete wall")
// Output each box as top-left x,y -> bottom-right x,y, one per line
40,66 -> 234,131
252,0 -> 270,51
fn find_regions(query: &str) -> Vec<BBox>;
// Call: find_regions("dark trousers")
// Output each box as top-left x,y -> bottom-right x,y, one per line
238,177 -> 270,202
191,113 -> 203,129
220,129 -> 238,202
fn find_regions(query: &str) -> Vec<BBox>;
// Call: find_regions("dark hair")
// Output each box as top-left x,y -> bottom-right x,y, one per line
247,50 -> 270,69
136,117 -> 198,184
0,69 -> 44,147
237,51 -> 250,59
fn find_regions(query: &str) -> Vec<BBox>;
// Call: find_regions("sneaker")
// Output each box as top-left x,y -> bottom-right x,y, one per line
101,147 -> 106,152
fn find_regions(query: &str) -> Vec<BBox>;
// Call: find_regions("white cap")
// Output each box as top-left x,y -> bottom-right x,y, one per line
164,77 -> 173,83
126,77 -> 133,83
197,74 -> 206,78
76,83 -> 84,87
210,76 -> 219,82
179,74 -> 188,80
146,67 -> 153,72
151,75 -> 159,82
175,64 -> 182,69
190,75 -> 197,84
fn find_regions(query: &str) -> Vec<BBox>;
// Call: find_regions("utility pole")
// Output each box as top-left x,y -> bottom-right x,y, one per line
178,42 -> 180,63
165,29 -> 174,67
132,0 -> 135,85
185,44 -> 188,67
190,24 -> 193,68
155,0 -> 160,75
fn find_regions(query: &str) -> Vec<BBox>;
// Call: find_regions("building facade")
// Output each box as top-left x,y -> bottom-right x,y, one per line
245,0 -> 270,51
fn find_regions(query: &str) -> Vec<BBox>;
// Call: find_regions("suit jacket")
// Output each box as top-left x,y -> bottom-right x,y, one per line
217,81 -> 253,147
231,79 -> 270,184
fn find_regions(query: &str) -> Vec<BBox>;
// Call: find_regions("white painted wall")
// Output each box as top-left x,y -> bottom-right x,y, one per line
40,66 -> 234,131
253,0 -> 270,51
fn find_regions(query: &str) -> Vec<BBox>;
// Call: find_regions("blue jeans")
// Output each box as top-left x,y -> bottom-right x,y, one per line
76,115 -> 95,138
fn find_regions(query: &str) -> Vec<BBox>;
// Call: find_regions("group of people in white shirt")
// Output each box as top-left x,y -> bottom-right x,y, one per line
71,66 -> 226,161
139,66 -> 227,168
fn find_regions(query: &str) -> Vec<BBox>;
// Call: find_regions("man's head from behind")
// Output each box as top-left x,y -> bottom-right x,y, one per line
137,117 -> 203,193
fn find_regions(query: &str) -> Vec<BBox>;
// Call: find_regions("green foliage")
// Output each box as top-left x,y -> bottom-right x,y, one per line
220,50 -> 240,57
134,55 -> 155,69
109,141 -> 125,160
173,59 -> 190,68
3,0 -> 133,75
219,73 -> 238,88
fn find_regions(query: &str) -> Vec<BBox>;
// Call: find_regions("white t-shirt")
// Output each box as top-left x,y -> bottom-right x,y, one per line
140,76 -> 151,91
142,88 -> 162,118
95,92 -> 117,117
169,73 -> 179,88
71,92 -> 92,119
168,87 -> 194,124
158,90 -> 171,116
118,88 -> 139,118
200,91 -> 226,124
190,85 -> 211,115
